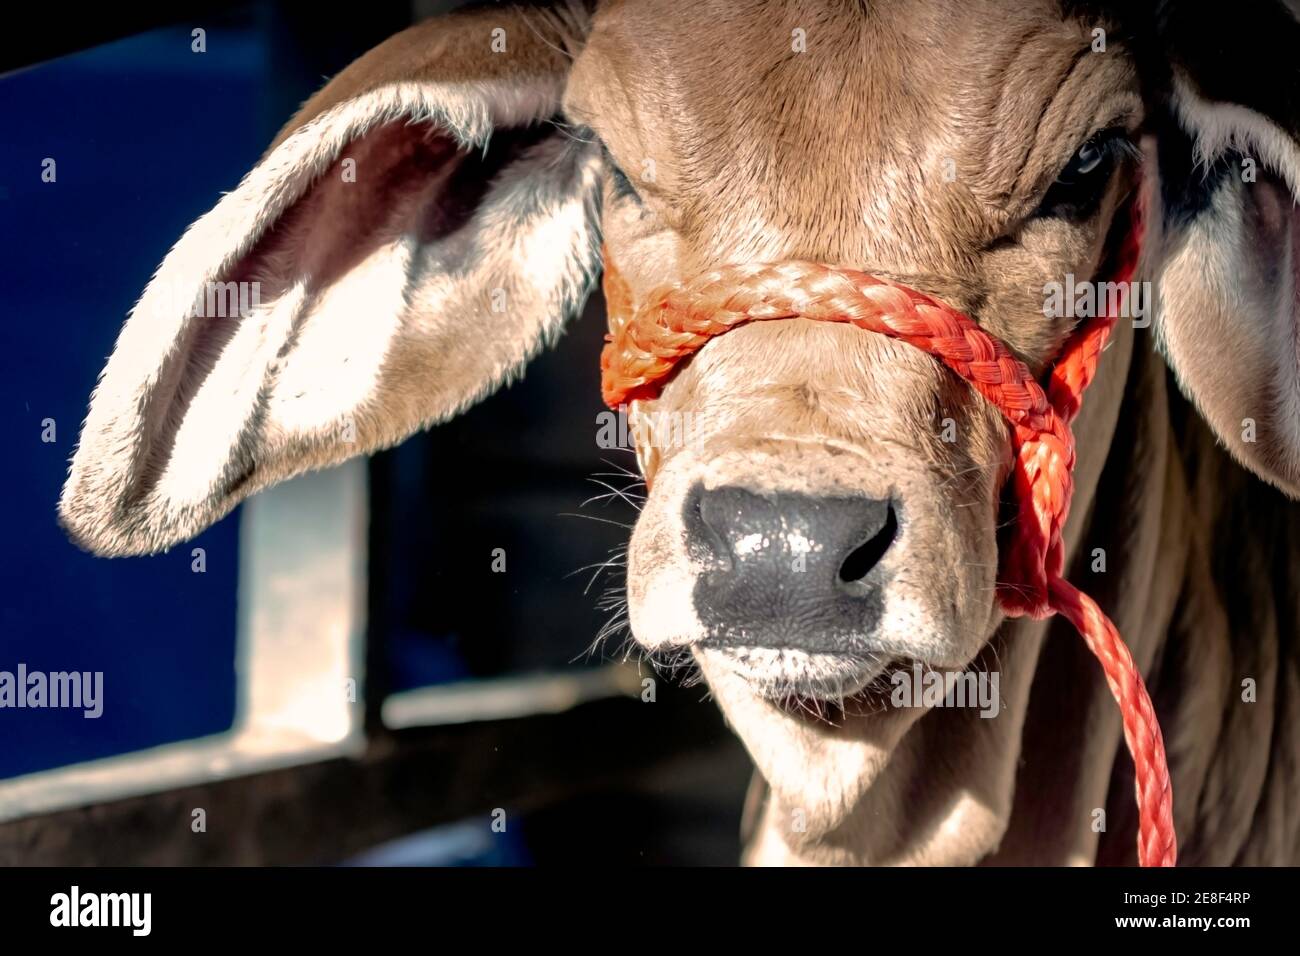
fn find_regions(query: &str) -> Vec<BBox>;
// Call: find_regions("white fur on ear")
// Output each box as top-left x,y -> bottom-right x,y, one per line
60,75 -> 604,557
1174,77 -> 1300,205
1152,77 -> 1300,497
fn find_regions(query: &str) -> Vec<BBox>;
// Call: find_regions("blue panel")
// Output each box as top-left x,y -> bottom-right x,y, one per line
0,22 -> 269,778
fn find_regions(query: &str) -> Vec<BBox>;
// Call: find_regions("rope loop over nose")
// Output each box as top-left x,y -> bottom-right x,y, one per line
599,191 -> 1177,867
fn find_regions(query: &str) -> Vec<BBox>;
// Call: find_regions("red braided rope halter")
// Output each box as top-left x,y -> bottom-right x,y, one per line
599,194 -> 1176,867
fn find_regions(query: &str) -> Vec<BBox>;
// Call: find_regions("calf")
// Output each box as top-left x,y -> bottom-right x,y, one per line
60,0 -> 1300,864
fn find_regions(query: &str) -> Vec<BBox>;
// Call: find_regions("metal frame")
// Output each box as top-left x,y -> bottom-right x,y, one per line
0,461 -> 370,824
0,693 -> 738,865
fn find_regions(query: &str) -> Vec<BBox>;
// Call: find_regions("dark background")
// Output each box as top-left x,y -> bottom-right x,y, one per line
0,0 -> 752,865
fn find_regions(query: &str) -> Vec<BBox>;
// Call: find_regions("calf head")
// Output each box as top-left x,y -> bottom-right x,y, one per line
62,0 -> 1300,863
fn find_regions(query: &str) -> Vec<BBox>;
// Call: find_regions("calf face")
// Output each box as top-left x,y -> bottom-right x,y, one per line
567,0 -> 1141,701
61,0 -> 1300,862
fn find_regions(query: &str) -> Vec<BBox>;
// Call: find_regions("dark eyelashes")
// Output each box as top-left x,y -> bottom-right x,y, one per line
580,133 -> 641,203
579,119 -> 1134,222
607,158 -> 641,201
563,121 -> 643,202
1035,128 -> 1137,220
1083,131 -> 1141,176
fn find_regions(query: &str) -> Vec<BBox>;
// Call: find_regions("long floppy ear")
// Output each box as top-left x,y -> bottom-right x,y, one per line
60,3 -> 602,556
1146,0 -> 1300,495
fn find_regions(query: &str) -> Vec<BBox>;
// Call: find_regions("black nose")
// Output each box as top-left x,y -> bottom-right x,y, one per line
686,484 -> 898,653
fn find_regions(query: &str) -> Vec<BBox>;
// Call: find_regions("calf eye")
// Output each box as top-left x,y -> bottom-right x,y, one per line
608,161 -> 642,203
599,143 -> 643,204
1036,128 -> 1133,219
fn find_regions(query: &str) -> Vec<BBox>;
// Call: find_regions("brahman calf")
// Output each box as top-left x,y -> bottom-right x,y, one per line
60,0 -> 1300,864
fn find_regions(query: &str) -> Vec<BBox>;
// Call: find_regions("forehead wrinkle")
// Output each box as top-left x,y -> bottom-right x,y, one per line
953,27 -> 1096,209
565,7 -> 690,212
577,0 -> 953,270
1015,51 -> 1141,202
669,12 -> 939,265
945,49 -> 1139,252
583,0 -> 1134,297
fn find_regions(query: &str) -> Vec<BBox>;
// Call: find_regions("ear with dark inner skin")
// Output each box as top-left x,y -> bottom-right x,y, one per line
1145,0 -> 1300,496
60,4 -> 602,557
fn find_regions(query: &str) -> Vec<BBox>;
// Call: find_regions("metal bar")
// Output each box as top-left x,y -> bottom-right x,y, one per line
0,692 -> 743,865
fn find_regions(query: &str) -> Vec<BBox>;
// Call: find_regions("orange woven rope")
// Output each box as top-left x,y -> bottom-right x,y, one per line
599,197 -> 1176,867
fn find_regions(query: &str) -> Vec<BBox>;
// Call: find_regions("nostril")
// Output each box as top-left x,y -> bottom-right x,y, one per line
686,483 -> 732,567
838,502 -> 898,585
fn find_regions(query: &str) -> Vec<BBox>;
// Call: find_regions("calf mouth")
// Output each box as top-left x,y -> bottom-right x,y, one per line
703,642 -> 1006,730
699,644 -> 905,724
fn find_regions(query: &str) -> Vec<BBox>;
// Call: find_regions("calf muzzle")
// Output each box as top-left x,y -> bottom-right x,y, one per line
597,186 -> 1177,866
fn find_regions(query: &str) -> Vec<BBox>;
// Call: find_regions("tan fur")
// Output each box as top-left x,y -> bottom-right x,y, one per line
567,0 -> 1140,364
566,0 -> 1300,864
60,0 -> 1300,864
